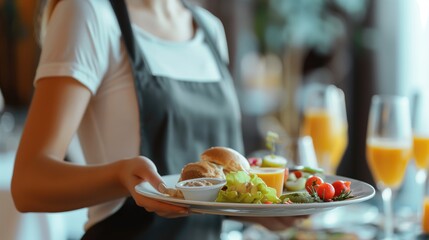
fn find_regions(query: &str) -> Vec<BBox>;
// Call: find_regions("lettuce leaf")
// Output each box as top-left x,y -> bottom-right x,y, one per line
215,171 -> 281,204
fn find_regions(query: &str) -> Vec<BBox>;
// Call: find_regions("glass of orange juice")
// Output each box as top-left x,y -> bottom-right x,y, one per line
301,84 -> 348,175
250,168 -> 285,197
412,93 -> 429,231
366,95 -> 412,239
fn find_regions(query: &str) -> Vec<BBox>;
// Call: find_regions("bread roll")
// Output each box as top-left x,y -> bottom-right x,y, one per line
179,161 -> 225,181
200,147 -> 250,173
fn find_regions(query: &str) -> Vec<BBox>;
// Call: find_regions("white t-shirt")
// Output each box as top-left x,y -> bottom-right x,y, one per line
34,0 -> 229,230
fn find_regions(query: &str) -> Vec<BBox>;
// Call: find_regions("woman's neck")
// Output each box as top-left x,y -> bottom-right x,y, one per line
127,0 -> 184,17
126,0 -> 195,42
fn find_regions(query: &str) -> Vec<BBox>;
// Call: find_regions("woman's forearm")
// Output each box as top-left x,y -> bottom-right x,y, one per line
11,155 -> 129,212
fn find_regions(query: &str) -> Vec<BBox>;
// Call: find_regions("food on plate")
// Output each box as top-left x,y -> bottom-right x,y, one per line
176,178 -> 227,202
201,146 -> 250,173
305,175 -> 324,194
179,161 -> 225,181
261,154 -> 288,168
179,146 -> 250,182
281,192 -> 314,203
215,171 -> 283,204
284,168 -> 323,192
249,167 -> 285,197
284,177 -> 306,191
184,179 -> 215,187
261,131 -> 288,168
304,176 -> 354,202
248,157 -> 262,167
331,180 -> 353,201
316,183 -> 335,201
300,166 -> 324,174
172,145 -> 354,203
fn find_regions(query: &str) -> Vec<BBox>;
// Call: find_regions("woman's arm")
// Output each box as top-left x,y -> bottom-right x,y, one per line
11,77 -> 188,218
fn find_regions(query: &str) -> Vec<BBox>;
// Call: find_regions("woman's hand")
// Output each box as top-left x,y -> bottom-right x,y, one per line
118,156 -> 189,218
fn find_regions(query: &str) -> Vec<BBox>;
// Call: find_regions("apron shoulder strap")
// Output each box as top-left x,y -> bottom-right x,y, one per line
182,1 -> 226,65
109,0 -> 151,74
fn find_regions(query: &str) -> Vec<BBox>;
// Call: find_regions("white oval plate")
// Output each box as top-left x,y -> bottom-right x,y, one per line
134,174 -> 375,217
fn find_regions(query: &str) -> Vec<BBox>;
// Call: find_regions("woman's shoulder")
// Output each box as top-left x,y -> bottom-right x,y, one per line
56,0 -> 117,28
192,5 -> 229,61
193,6 -> 224,30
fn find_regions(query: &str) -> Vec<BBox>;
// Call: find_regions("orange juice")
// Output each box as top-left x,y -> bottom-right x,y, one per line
423,197 -> 429,233
366,140 -> 411,188
250,168 -> 285,197
302,110 -> 348,173
413,135 -> 429,169
330,124 -> 348,172
302,110 -> 332,155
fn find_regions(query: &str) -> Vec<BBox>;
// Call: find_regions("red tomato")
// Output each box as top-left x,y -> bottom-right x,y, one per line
316,183 -> 335,201
344,181 -> 351,189
305,176 -> 324,194
332,180 -> 351,197
293,171 -> 303,179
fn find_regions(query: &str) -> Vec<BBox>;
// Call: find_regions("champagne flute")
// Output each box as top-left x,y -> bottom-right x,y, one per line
412,94 -> 429,231
366,95 -> 413,239
301,84 -> 348,174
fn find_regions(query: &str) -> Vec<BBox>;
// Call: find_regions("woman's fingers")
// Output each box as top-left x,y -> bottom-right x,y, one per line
132,194 -> 189,218
131,156 -> 168,192
118,156 -> 189,218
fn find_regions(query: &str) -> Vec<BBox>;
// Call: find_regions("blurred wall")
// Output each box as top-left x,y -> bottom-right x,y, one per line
0,0 -> 40,107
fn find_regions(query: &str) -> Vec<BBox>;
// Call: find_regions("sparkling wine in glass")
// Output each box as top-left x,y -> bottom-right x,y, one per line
366,95 -> 412,239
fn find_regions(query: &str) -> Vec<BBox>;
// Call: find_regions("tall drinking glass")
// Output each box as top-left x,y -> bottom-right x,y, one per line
366,95 -> 413,239
412,94 -> 429,231
301,85 -> 348,174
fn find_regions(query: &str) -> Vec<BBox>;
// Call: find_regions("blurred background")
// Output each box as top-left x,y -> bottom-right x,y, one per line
1,0 -> 429,239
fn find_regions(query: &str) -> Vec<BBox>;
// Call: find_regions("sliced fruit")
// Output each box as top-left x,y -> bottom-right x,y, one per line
285,177 -> 306,191
261,155 -> 287,168
302,166 -> 324,174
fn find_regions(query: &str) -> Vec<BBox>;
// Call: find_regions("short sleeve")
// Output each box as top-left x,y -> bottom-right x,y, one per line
35,0 -> 110,94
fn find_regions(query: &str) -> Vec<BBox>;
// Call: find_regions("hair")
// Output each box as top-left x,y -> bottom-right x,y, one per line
37,0 -> 61,45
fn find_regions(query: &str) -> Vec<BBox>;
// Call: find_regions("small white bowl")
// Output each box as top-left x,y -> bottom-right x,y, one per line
175,178 -> 226,202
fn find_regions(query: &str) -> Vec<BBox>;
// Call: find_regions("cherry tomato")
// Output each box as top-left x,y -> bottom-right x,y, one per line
316,183 -> 335,201
332,180 -> 351,197
305,175 -> 324,194
344,181 -> 351,189
292,171 -> 303,179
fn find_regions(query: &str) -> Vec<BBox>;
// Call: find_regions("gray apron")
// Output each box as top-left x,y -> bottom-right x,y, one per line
82,1 -> 244,239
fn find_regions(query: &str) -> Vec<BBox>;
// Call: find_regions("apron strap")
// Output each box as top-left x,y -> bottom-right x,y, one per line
109,0 -> 152,75
182,1 -> 230,80
109,0 -> 151,155
182,1 -> 227,67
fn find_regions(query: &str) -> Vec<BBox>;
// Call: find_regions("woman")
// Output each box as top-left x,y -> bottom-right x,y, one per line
12,0 -> 299,239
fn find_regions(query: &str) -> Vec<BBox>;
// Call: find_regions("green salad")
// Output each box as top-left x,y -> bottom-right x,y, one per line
215,171 -> 281,204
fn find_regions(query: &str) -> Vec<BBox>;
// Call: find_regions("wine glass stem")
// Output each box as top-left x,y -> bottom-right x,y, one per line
416,169 -> 428,218
381,188 -> 394,239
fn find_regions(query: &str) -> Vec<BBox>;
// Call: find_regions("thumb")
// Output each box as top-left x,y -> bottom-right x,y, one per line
141,162 -> 166,193
133,156 -> 167,194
